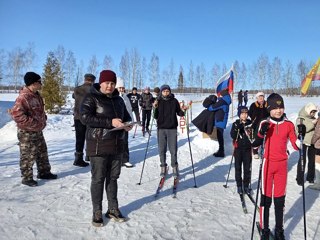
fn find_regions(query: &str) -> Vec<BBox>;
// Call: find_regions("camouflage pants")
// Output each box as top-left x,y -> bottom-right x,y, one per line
17,129 -> 51,180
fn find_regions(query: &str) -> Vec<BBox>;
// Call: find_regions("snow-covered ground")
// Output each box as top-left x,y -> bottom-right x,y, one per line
0,93 -> 319,240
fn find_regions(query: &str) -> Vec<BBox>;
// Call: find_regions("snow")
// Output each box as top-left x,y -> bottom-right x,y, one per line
0,93 -> 319,240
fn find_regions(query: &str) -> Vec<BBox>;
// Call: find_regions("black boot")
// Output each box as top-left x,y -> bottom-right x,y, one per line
261,228 -> 270,240
73,152 -> 89,167
37,172 -> 58,179
213,150 -> 225,157
274,228 -> 285,240
92,210 -> 103,227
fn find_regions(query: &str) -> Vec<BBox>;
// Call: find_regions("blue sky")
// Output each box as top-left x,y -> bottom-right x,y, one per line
1,0 -> 320,73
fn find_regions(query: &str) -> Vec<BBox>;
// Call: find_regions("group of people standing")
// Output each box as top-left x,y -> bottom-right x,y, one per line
238,89 -> 249,107
9,71 -> 320,238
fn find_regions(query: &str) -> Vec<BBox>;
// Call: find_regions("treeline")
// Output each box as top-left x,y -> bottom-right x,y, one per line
0,43 -> 318,95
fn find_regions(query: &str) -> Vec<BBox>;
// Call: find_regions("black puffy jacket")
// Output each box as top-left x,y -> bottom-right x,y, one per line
80,83 -> 132,156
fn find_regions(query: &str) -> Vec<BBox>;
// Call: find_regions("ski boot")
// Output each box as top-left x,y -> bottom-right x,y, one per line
92,210 -> 103,227
274,228 -> 285,240
106,209 -> 126,222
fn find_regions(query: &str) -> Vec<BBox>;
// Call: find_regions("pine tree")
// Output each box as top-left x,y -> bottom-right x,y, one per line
178,67 -> 184,93
42,52 -> 66,113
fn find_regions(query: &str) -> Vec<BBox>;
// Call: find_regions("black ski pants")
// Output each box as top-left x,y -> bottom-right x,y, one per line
90,154 -> 122,213
297,144 -> 315,183
142,109 -> 152,131
234,148 -> 252,188
132,108 -> 140,122
74,119 -> 86,153
216,127 -> 224,153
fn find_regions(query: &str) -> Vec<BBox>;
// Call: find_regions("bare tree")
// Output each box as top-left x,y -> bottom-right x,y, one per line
24,42 -> 36,71
64,50 -> 77,90
168,58 -> 176,85
233,60 -> 241,91
119,50 -> 130,87
149,53 -> 160,88
270,57 -> 283,90
240,62 -> 247,90
7,47 -> 26,91
75,60 -> 84,87
103,55 -> 114,70
87,55 -> 99,77
200,63 -> 206,90
130,48 -> 141,89
254,54 -> 270,90
188,61 -> 194,89
211,63 -> 221,89
296,60 -> 308,83
283,60 -> 295,95
139,57 -> 147,90
0,49 -> 5,89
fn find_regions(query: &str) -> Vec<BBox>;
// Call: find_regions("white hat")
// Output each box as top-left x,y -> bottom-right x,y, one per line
255,92 -> 265,99
116,77 -> 125,88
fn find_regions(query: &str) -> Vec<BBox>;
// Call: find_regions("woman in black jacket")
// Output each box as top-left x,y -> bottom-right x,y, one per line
80,70 -> 132,227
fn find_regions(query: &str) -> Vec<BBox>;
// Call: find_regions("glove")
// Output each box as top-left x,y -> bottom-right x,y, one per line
259,122 -> 270,136
297,124 -> 306,138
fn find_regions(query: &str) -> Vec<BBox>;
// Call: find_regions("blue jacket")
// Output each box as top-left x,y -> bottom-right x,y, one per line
207,94 -> 232,129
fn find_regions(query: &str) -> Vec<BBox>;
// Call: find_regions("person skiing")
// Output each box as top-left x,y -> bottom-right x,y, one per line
230,106 -> 253,194
116,77 -> 134,168
72,73 -> 96,167
249,92 -> 269,159
127,87 -> 141,123
80,70 -> 132,227
139,86 -> 154,136
207,89 -> 232,157
153,84 -> 187,177
310,111 -> 320,190
10,72 -> 57,187
295,102 -> 317,185
253,93 -> 301,240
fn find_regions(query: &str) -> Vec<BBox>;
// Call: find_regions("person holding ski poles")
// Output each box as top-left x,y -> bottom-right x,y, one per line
310,111 -> 320,190
230,106 -> 253,195
153,84 -> 187,177
295,102 -> 317,185
252,93 -> 302,240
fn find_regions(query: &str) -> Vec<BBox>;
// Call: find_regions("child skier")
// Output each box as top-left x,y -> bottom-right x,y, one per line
230,106 -> 253,194
253,93 -> 301,240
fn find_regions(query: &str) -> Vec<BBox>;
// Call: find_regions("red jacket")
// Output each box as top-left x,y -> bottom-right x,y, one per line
11,87 -> 46,132
257,117 -> 299,161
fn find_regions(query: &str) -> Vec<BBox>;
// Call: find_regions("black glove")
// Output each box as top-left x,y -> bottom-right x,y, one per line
259,122 -> 270,136
297,124 -> 306,138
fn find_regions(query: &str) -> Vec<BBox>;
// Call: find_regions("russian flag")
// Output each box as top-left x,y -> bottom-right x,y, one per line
216,68 -> 234,96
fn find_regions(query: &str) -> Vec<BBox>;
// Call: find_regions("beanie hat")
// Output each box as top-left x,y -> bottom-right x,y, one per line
237,106 -> 249,117
255,92 -> 265,99
99,70 -> 117,85
160,84 -> 171,92
144,86 -> 150,91
154,87 -> 160,93
115,77 -> 125,88
267,93 -> 284,112
24,72 -> 41,86
84,73 -> 96,81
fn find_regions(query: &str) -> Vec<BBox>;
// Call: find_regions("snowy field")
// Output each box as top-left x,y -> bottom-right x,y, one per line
0,93 -> 319,240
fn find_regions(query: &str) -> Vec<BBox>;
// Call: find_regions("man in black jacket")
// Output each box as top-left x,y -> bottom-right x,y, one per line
72,73 -> 95,167
153,84 -> 187,177
127,87 -> 141,122
80,70 -> 132,227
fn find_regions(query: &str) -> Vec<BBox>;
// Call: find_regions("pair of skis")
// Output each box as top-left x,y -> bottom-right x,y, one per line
155,174 -> 179,198
239,191 -> 275,239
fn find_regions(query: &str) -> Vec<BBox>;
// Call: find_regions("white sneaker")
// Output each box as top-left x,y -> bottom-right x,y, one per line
254,154 -> 259,159
123,162 -> 133,168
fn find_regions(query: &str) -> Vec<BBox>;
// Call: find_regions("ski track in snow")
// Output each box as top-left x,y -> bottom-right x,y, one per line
0,94 -> 319,240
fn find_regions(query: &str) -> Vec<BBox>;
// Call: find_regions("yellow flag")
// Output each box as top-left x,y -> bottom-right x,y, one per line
301,58 -> 320,95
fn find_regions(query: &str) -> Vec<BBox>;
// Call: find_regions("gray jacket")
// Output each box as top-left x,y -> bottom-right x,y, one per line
73,82 -> 92,120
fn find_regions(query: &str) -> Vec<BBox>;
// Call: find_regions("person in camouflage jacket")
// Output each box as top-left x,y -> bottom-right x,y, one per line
10,72 -> 57,187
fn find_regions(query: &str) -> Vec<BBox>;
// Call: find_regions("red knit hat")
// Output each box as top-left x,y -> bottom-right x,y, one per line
99,70 -> 117,84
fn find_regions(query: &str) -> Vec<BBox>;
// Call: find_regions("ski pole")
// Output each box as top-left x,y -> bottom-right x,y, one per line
223,128 -> 240,188
298,119 -> 307,240
186,108 -> 197,188
250,119 -> 269,240
137,108 -> 156,185
132,108 -> 142,138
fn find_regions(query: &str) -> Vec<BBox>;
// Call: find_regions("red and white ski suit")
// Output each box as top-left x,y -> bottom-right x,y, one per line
257,117 -> 299,230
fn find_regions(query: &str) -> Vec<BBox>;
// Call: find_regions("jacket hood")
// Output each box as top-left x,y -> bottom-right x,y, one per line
221,94 -> 232,105
299,102 -> 317,118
